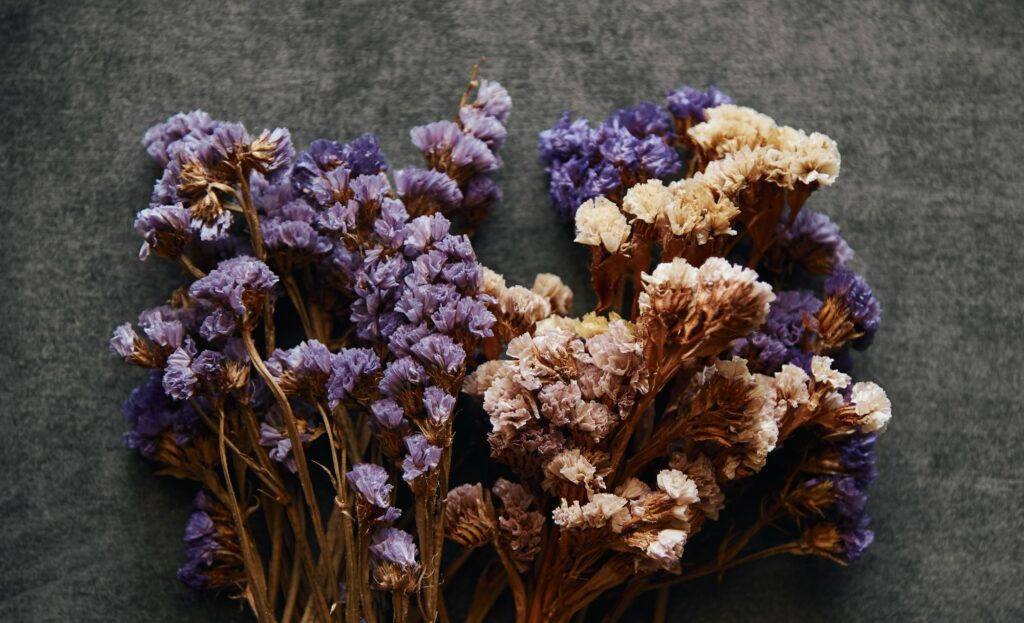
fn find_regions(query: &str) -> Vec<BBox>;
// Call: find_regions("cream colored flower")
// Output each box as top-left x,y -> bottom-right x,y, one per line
851,382 -> 891,432
531,273 -> 574,316
641,258 -> 699,314
774,364 -> 811,408
788,131 -> 840,186
574,196 -> 631,253
811,356 -> 851,390
544,449 -> 603,491
645,529 -> 688,568
656,469 -> 699,504
500,285 -> 552,327
688,104 -> 778,158
622,179 -> 673,225
699,146 -> 764,196
482,266 -> 507,299
665,177 -> 738,244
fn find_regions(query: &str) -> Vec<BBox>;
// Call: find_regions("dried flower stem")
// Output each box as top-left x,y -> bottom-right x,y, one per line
241,328 -> 333,620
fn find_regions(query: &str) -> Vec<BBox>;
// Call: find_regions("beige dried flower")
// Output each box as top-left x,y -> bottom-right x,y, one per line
531,273 -> 574,316
622,179 -> 673,225
445,483 -> 497,548
666,177 -> 739,244
575,196 -> 631,253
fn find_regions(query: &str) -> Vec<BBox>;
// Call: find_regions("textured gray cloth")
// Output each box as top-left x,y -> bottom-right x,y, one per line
1,0 -> 1022,621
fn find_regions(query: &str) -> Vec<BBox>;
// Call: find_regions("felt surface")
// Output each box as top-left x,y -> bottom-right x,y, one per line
1,0 -> 1022,620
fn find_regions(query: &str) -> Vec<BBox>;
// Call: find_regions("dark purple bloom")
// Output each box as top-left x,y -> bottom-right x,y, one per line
840,520 -> 875,562
840,433 -> 878,489
134,203 -> 193,260
605,103 -> 674,138
340,133 -> 389,177
733,290 -> 821,373
771,209 -> 854,275
387,322 -> 433,358
191,350 -> 224,384
199,308 -> 237,341
597,124 -> 640,169
327,347 -> 381,408
346,463 -> 394,509
189,256 -> 279,317
538,113 -> 596,165
401,434 -> 441,481
666,86 -> 732,123
122,372 -> 198,456
636,134 -> 682,178
824,269 -> 881,348
461,174 -> 502,214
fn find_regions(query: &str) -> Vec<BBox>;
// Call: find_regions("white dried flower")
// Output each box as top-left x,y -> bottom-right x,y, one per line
622,179 -> 673,225
575,196 -> 631,253
645,529 -> 688,569
851,381 -> 891,433
774,364 -> 811,408
656,469 -> 699,505
811,355 -> 851,390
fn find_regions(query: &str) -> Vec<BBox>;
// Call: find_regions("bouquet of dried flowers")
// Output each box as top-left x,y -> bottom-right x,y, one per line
111,64 -> 890,623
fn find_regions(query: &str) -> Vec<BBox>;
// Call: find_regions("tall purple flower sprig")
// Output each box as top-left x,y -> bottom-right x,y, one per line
405,79 -> 511,228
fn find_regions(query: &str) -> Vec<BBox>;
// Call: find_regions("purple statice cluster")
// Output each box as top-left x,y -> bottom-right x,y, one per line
824,269 -> 882,349
139,110 -> 294,250
404,79 -> 511,226
120,371 -> 198,459
177,490 -> 245,590
346,464 -> 419,591
538,86 -> 730,222
732,290 -> 822,374
767,208 -> 854,276
803,433 -> 878,562
338,197 -> 495,479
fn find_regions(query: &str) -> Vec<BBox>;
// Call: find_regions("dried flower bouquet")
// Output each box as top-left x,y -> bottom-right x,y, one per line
112,64 -> 890,623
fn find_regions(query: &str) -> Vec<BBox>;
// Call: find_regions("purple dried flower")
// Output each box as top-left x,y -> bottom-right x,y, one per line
346,463 -> 394,509
341,133 -> 390,177
840,433 -> 879,489
379,357 -> 426,399
422,386 -> 456,426
772,209 -> 854,275
666,86 -> 732,123
825,269 -> 881,347
410,333 -> 465,375
733,290 -> 822,373
395,167 -> 464,216
410,121 -> 463,156
189,256 -> 279,317
473,79 -> 512,123
370,398 -> 408,431
327,347 -> 381,408
461,174 -> 502,214
199,308 -> 237,341
134,203 -> 193,260
163,342 -> 198,400
605,103 -> 674,138
143,110 -> 221,167
370,527 -> 420,571
122,372 -> 198,457
110,323 -> 141,361
401,434 -> 441,481
538,113 -> 596,165
138,307 -> 187,349
459,106 -> 507,149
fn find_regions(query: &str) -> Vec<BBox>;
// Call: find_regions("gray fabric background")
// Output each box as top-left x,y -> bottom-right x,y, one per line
1,1 -> 1021,621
